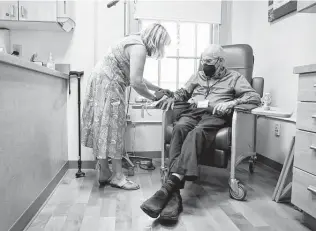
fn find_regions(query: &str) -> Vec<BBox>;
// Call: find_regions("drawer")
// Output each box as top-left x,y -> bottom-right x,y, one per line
297,102 -> 316,133
292,168 -> 316,218
295,130 -> 316,176
298,73 -> 316,102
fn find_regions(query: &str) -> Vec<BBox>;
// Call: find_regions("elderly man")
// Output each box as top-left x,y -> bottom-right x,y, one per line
140,44 -> 261,221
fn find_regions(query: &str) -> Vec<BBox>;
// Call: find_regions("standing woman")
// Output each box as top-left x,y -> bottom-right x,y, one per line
81,23 -> 171,190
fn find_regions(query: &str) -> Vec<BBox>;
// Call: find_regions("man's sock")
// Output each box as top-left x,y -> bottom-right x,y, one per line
167,175 -> 182,190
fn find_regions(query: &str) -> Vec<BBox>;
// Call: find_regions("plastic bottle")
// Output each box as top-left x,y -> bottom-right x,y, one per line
47,52 -> 55,70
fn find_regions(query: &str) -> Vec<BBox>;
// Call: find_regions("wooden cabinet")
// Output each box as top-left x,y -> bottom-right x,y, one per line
0,1 -> 18,21
18,1 -> 57,22
292,64 -> 316,220
0,0 -> 75,32
297,0 -> 316,13
57,1 -> 75,21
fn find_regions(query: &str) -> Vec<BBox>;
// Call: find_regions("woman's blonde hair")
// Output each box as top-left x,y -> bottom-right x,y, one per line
140,23 -> 171,59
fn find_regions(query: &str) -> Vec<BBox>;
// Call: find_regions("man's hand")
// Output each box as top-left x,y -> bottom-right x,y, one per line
212,101 -> 236,115
159,97 -> 175,111
158,88 -> 174,97
187,98 -> 198,109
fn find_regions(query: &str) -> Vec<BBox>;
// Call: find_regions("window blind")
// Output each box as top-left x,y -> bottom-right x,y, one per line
134,0 -> 222,24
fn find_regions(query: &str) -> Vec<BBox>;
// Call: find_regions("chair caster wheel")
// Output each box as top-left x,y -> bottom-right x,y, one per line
229,182 -> 247,201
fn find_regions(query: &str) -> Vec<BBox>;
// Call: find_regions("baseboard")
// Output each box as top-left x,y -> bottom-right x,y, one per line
68,152 -> 162,169
256,153 -> 282,172
303,212 -> 316,231
68,160 -> 96,169
10,162 -> 68,231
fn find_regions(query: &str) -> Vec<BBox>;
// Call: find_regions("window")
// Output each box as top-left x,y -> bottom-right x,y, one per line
140,20 -> 220,91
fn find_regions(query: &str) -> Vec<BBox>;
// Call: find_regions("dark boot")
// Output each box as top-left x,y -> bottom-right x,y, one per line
159,190 -> 183,221
140,179 -> 178,218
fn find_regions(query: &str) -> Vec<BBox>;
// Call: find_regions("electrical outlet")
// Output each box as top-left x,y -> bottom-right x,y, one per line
274,123 -> 281,137
12,44 -> 22,56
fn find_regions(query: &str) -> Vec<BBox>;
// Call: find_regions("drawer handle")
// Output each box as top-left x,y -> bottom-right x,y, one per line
314,84 -> 316,87
312,115 -> 316,119
307,186 -> 316,194
310,145 -> 316,150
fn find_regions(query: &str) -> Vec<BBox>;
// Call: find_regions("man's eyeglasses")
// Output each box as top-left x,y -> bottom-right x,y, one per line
201,57 -> 220,65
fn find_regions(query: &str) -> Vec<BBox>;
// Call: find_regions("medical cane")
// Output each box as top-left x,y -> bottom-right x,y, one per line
69,71 -> 85,178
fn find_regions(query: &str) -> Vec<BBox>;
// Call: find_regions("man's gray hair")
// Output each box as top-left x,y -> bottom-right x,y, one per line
202,44 -> 225,59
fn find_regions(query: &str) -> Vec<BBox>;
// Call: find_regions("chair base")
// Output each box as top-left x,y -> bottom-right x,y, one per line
160,147 -> 256,201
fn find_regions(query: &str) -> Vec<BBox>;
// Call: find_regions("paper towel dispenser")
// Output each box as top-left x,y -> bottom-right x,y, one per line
57,17 -> 76,33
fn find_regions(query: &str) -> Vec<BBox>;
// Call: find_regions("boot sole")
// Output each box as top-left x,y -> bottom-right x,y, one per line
159,204 -> 183,221
140,204 -> 160,218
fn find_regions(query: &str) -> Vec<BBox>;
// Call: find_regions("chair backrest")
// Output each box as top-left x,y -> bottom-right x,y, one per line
222,44 -> 254,84
198,44 -> 254,84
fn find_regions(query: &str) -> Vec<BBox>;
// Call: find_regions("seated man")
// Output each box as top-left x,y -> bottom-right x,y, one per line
140,44 -> 262,221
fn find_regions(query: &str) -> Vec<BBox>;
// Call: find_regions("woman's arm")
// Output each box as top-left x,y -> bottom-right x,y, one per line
129,45 -> 157,101
143,78 -> 161,92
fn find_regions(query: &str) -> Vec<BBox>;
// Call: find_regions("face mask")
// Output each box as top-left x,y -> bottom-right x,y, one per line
203,64 -> 216,77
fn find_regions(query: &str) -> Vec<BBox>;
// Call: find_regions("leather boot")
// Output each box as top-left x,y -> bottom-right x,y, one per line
159,190 -> 183,221
140,179 -> 177,218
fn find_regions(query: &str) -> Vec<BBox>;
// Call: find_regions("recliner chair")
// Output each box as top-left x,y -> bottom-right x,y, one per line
160,44 -> 264,201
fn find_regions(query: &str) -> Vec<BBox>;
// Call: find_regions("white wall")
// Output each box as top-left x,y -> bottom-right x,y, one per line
230,1 -> 316,163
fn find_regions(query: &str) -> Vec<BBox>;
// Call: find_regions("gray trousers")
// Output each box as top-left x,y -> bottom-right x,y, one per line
168,109 -> 229,182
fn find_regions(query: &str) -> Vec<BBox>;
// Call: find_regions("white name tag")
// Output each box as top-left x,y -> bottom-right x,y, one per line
197,100 -> 209,108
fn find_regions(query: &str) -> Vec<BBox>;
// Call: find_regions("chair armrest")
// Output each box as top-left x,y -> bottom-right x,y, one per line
162,110 -> 174,129
216,127 -> 232,150
161,102 -> 191,144
234,104 -> 259,113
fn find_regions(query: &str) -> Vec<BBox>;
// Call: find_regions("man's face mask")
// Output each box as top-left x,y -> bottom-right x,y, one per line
202,58 -> 220,77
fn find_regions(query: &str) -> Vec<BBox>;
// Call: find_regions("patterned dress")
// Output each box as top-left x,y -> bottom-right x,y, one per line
81,35 -> 144,159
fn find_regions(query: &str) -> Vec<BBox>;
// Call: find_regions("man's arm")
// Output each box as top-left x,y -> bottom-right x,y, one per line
173,74 -> 198,102
232,75 -> 261,106
212,74 -> 261,115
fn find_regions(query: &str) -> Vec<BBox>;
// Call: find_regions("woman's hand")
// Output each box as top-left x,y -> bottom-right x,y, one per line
158,97 -> 175,111
158,88 -> 174,98
155,88 -> 174,101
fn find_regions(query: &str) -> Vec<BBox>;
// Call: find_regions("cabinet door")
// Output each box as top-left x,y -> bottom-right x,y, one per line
19,1 -> 57,22
297,0 -> 316,12
0,1 -> 18,21
57,0 -> 75,20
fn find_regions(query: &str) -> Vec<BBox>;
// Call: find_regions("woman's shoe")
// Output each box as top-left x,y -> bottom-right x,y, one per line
109,176 -> 140,190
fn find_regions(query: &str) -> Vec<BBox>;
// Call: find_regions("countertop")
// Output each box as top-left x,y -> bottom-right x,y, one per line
293,64 -> 316,74
0,53 -> 69,79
